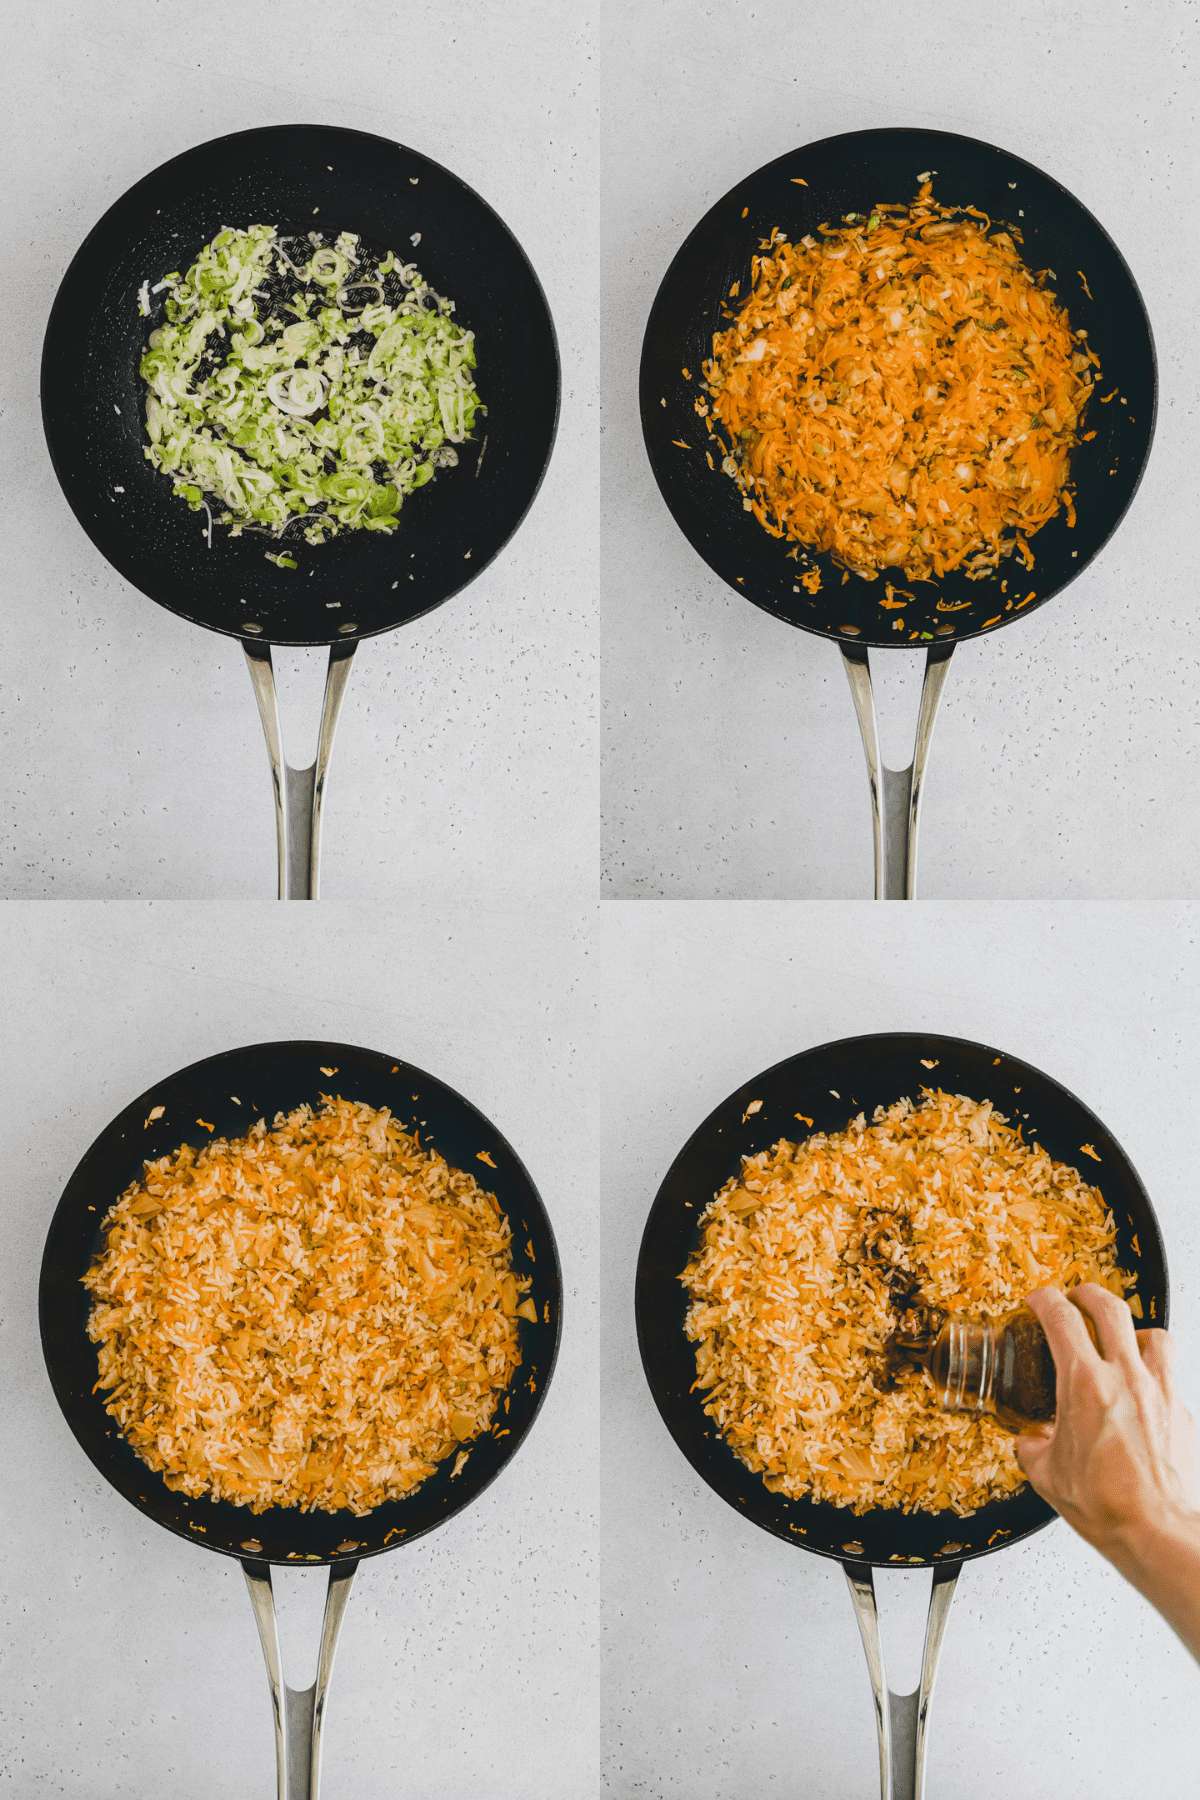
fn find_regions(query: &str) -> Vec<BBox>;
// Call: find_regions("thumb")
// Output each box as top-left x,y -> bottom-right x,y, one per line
1015,1427 -> 1053,1484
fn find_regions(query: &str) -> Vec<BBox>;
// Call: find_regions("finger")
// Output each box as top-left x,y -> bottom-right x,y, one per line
1015,1427 -> 1053,1484
1137,1328 -> 1176,1396
1024,1286 -> 1099,1370
1071,1283 -> 1140,1369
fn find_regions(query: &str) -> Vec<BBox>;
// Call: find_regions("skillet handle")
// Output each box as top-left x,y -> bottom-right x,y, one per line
243,640 -> 357,900
242,1559 -> 359,1800
843,1560 -> 960,1800
839,642 -> 955,900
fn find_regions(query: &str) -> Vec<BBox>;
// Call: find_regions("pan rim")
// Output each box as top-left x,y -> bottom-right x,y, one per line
41,121 -> 562,649
639,123 -> 1158,651
635,1027 -> 1168,1568
39,1035 -> 564,1566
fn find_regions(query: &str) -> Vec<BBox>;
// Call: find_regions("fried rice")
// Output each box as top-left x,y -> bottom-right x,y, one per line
681,1088 -> 1134,1516
84,1096 -> 535,1515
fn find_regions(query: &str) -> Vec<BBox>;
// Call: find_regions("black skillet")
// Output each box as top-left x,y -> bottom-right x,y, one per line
640,129 -> 1156,897
40,1039 -> 562,1799
636,1032 -> 1167,1799
41,124 -> 560,898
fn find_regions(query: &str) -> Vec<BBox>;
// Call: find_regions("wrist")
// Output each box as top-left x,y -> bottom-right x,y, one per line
1098,1501 -> 1200,1664
1107,1500 -> 1200,1585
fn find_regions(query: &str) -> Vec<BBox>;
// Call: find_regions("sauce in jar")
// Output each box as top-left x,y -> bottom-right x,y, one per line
892,1302 -> 1100,1435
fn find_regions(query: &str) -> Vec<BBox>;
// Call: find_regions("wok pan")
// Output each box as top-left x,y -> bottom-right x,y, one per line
40,1039 -> 562,1798
636,1032 -> 1167,1798
640,129 -> 1156,897
42,124 -> 559,898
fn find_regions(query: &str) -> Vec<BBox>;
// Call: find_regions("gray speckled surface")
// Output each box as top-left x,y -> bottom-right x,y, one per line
5,3 -> 1200,1796
599,901 -> 1200,1796
2,0 -> 596,901
600,0 -> 1200,900
1,901 -> 596,1798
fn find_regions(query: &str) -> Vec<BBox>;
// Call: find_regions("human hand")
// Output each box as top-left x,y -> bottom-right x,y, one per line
1015,1284 -> 1200,1555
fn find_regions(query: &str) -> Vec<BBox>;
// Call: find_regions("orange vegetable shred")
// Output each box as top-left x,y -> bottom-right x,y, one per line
706,191 -> 1098,585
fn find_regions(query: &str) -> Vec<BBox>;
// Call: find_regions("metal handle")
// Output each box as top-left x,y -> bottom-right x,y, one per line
244,640 -> 357,900
840,642 -> 955,900
843,1560 -> 961,1800
242,1559 -> 359,1800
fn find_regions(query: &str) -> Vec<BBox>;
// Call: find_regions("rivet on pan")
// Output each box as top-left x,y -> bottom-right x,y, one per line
337,622 -> 357,634
243,622 -> 263,634
838,624 -> 861,635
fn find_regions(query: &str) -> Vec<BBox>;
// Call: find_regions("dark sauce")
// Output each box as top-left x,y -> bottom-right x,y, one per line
990,1309 -> 1058,1431
889,1304 -> 1100,1435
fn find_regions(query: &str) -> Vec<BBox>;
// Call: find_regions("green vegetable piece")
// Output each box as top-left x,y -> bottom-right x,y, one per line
368,483 -> 400,518
138,223 -> 483,550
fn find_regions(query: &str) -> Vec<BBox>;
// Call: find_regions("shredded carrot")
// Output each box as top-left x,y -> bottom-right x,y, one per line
707,191 -> 1097,584
800,567 -> 821,593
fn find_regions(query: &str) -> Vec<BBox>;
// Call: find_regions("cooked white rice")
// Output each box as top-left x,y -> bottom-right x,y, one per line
681,1088 -> 1134,1516
85,1097 -> 535,1515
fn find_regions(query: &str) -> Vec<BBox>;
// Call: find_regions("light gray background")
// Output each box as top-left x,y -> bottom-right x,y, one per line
1,901 -> 596,1798
601,0 -> 1200,899
3,0 -> 596,901
6,3 -> 1200,1797
600,902 -> 1200,1796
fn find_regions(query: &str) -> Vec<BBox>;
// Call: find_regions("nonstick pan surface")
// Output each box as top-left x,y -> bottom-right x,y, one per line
636,1032 -> 1167,1567
641,128 -> 1155,649
40,1040 -> 562,1566
42,124 -> 560,647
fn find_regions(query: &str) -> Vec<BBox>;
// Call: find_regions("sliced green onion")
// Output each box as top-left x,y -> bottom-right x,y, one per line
138,224 -> 482,552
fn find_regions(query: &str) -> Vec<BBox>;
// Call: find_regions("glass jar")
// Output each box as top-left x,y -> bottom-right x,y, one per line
928,1303 -> 1098,1435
